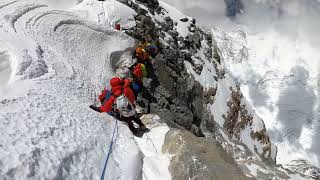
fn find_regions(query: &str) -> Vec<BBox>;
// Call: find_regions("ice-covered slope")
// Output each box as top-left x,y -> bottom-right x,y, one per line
0,0 -> 148,179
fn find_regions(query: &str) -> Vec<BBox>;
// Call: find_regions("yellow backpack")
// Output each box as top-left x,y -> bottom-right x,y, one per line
140,64 -> 147,77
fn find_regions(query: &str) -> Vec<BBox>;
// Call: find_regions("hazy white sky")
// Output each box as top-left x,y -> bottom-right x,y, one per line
161,0 -> 320,46
161,0 -> 230,28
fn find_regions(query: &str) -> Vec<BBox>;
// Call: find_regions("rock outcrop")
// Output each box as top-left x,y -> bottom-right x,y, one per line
163,129 -> 251,180
116,0 -> 309,179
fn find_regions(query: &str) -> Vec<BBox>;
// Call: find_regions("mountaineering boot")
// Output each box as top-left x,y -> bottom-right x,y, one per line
127,121 -> 139,135
140,125 -> 147,131
89,105 -> 101,112
133,116 -> 147,131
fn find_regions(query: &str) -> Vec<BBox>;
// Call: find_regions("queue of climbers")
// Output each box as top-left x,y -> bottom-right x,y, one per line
90,38 -> 158,136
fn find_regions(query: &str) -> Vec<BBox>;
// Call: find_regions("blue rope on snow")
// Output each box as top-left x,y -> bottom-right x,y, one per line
100,118 -> 119,180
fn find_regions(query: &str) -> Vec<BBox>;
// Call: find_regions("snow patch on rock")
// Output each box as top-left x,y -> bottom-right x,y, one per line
134,114 -> 171,180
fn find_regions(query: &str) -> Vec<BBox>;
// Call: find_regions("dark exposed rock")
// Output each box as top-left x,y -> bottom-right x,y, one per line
191,18 -> 196,25
162,17 -> 174,31
224,86 -> 274,161
168,30 -> 179,38
190,124 -> 203,137
181,51 -> 193,64
188,26 -> 195,33
213,48 -> 221,64
203,87 -> 217,105
136,0 -> 159,11
193,64 -> 203,75
190,30 -> 201,49
180,17 -> 188,22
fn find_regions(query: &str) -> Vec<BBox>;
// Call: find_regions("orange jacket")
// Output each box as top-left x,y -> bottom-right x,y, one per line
135,47 -> 149,63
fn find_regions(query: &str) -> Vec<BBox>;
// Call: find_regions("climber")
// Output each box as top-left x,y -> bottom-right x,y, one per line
113,94 -> 147,134
135,37 -> 158,63
135,46 -> 150,63
89,76 -> 147,134
133,39 -> 160,96
130,63 -> 147,98
115,23 -> 121,31
90,76 -> 135,114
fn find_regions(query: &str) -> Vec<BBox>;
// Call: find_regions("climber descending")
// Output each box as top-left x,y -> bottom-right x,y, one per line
90,76 -> 147,135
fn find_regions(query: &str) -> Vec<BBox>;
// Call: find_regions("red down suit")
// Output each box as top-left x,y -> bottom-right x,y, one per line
99,77 -> 135,113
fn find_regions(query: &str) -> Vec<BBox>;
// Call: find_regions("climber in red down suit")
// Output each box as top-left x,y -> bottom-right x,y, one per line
90,77 -> 147,134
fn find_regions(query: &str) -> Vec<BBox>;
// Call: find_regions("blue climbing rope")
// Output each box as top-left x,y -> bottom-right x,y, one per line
100,118 -> 119,180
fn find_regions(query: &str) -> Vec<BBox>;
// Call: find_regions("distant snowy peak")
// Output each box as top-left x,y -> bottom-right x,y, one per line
72,0 -> 136,29
212,28 -> 248,65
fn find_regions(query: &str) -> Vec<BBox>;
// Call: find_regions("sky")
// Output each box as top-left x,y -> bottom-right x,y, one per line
161,0 -> 320,47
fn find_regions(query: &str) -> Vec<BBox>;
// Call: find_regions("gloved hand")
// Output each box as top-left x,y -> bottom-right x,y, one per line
89,105 -> 102,113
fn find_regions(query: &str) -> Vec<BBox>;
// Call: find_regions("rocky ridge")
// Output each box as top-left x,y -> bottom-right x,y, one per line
115,0 -> 313,179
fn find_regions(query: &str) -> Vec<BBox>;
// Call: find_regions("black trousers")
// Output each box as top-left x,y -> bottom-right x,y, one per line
121,116 -> 145,132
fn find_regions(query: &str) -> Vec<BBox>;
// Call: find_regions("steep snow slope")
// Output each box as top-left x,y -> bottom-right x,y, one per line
0,0 -> 148,179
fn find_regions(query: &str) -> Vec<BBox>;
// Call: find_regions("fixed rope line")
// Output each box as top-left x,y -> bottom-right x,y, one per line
100,118 -> 119,180
145,133 -> 158,153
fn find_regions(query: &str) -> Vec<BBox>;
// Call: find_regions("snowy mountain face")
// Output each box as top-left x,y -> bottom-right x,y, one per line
163,0 -> 320,178
213,0 -> 320,176
0,0 -> 317,179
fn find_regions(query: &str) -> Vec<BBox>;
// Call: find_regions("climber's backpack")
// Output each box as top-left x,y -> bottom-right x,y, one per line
140,64 -> 147,77
114,95 -> 135,117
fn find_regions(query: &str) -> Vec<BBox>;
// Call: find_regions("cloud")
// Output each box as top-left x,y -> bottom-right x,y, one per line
161,0 -> 320,47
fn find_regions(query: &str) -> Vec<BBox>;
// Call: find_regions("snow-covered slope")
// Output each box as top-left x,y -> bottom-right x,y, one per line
0,0 -> 149,179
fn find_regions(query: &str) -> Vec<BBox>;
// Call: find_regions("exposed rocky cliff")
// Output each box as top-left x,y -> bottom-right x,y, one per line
112,0 -> 313,179
115,0 -> 317,179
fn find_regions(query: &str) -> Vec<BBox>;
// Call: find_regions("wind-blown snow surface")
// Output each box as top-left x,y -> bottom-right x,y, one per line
0,0 -> 171,179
